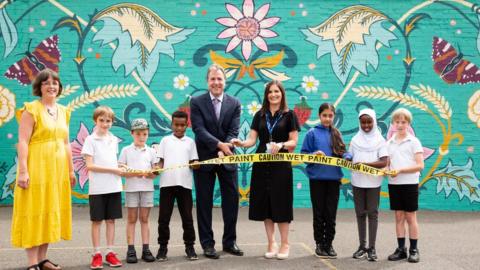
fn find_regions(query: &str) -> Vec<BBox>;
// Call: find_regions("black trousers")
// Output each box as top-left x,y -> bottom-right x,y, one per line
194,166 -> 238,249
157,186 -> 195,246
309,180 -> 340,247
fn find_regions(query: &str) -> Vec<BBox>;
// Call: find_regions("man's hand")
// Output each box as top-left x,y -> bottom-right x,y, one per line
218,142 -> 233,156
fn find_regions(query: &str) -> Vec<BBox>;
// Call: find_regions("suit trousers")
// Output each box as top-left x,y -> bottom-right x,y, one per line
194,165 -> 239,249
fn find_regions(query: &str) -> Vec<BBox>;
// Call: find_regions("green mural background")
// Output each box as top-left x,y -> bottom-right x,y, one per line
0,0 -> 479,211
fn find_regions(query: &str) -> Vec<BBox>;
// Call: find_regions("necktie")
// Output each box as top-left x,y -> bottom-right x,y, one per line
212,98 -> 221,120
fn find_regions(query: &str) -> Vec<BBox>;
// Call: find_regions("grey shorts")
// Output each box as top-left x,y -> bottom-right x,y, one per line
125,191 -> 154,208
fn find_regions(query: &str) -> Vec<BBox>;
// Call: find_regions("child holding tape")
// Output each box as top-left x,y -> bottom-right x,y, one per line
300,103 -> 351,259
349,109 -> 388,262
155,110 -> 199,261
385,108 -> 424,263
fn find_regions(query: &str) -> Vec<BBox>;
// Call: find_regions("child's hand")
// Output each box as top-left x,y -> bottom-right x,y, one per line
385,169 -> 399,177
190,162 -> 201,170
314,150 -> 325,155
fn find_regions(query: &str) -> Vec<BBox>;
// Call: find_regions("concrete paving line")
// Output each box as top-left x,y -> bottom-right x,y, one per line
298,242 -> 337,270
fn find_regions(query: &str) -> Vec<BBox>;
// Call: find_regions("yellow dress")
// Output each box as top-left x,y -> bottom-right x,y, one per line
11,100 -> 72,248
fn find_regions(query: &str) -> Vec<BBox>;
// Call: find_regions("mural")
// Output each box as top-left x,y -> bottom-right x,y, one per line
0,0 -> 479,211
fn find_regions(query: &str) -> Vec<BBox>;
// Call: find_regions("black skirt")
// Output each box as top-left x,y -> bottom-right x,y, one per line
249,161 -> 293,223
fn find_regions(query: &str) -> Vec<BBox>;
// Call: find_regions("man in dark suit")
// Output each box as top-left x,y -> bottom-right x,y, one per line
190,64 -> 243,259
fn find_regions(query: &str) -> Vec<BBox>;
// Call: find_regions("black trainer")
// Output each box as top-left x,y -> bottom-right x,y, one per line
156,245 -> 168,261
388,247 -> 407,261
142,249 -> 155,262
367,247 -> 378,262
314,244 -> 329,258
352,246 -> 367,259
185,245 -> 198,260
326,246 -> 337,259
126,249 -> 137,264
408,249 -> 420,263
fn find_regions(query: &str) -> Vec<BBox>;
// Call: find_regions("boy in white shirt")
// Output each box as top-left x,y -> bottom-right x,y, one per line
155,111 -> 199,261
118,118 -> 157,263
386,108 -> 424,263
81,106 -> 124,269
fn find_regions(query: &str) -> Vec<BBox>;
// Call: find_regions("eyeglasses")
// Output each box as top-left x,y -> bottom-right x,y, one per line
41,81 -> 59,86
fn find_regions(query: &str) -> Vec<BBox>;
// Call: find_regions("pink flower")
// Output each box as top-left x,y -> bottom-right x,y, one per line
71,123 -> 90,189
387,124 -> 435,160
216,0 -> 280,61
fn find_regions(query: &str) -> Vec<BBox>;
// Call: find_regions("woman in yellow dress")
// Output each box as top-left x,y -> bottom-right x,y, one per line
11,69 -> 76,270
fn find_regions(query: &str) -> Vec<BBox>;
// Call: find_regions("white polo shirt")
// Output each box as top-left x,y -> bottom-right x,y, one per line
387,134 -> 423,185
349,143 -> 388,188
157,134 -> 198,189
119,144 -> 158,192
81,132 -> 123,195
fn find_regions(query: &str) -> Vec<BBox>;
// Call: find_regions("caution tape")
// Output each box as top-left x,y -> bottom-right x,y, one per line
124,153 -> 386,176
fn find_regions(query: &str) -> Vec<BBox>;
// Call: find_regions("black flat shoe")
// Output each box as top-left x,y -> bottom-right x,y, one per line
223,243 -> 244,256
126,249 -> 137,264
388,247 -> 407,261
27,264 -> 40,270
38,259 -> 61,270
408,249 -> 420,263
204,247 -> 220,259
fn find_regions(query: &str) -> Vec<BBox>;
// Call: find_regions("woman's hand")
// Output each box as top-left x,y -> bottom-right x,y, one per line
314,150 -> 325,156
69,171 -> 77,188
270,142 -> 283,154
230,138 -> 243,147
17,171 -> 29,189
218,151 -> 225,158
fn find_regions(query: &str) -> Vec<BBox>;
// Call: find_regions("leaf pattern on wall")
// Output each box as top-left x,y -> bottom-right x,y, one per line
92,3 -> 195,85
432,158 -> 480,203
0,8 -> 18,58
0,157 -> 16,200
301,5 -> 396,85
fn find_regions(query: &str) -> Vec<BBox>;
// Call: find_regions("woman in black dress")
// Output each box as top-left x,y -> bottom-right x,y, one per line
231,80 -> 300,259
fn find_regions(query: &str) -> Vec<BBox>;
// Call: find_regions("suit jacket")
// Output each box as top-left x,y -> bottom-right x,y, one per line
190,92 -> 241,171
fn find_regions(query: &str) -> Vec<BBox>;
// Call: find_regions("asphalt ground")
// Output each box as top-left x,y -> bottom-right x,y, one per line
1,206 -> 479,270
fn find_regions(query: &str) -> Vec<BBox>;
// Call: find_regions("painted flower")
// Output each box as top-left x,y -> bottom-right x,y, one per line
301,75 -> 319,93
216,0 -> 280,61
468,90 -> 480,128
247,100 -> 261,115
71,123 -> 91,189
0,85 -> 15,127
387,124 -> 434,160
173,74 -> 189,90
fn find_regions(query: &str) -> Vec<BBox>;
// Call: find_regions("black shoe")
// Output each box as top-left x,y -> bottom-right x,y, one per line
204,247 -> 220,259
352,246 -> 367,259
223,243 -> 244,256
126,249 -> 137,264
367,247 -> 378,262
185,245 -> 199,260
142,249 -> 155,262
156,245 -> 168,261
326,246 -> 337,259
314,244 -> 329,258
408,249 -> 420,263
388,247 -> 407,261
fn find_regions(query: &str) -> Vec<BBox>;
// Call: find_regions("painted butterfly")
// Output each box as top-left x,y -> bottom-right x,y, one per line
4,35 -> 61,85
432,36 -> 480,84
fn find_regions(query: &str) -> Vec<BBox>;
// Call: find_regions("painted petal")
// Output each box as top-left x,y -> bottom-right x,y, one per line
216,17 -> 238,27
226,4 -> 244,20
218,27 -> 237,39
226,36 -> 242,52
259,29 -> 278,38
259,17 -> 280,28
253,36 -> 268,51
243,0 -> 254,17
254,4 -> 270,21
242,40 -> 252,61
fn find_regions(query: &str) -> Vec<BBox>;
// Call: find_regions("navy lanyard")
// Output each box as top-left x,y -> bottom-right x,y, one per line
266,112 -> 283,142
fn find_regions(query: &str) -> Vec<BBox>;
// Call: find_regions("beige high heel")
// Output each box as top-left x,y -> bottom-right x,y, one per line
277,245 -> 290,260
264,242 -> 278,259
